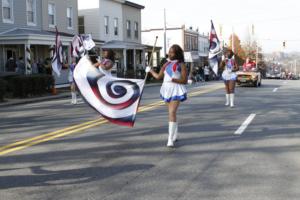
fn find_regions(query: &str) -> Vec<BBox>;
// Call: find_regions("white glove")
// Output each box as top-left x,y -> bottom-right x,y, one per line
188,79 -> 193,85
145,66 -> 151,73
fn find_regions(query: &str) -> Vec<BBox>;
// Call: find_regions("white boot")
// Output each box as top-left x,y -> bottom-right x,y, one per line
73,92 -> 77,104
71,92 -> 75,104
225,94 -> 230,106
167,122 -> 176,147
230,93 -> 235,107
172,122 -> 178,142
71,92 -> 77,104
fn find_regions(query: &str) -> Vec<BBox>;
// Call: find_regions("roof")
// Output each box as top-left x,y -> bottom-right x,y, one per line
0,28 -> 105,45
0,28 -> 74,37
124,1 -> 145,9
102,40 -> 146,50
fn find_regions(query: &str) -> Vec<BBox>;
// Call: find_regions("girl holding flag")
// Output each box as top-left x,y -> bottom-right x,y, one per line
66,57 -> 78,104
94,49 -> 115,76
221,50 -> 239,107
146,44 -> 188,148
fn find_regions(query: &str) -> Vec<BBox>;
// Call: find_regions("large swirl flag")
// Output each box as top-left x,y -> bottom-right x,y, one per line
209,20 -> 222,76
73,56 -> 145,127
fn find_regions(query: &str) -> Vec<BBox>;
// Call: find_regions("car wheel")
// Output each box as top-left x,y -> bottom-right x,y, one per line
253,80 -> 258,87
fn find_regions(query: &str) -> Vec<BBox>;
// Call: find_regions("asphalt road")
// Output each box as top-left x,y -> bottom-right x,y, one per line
0,79 -> 300,200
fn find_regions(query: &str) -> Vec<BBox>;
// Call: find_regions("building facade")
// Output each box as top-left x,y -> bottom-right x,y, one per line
0,0 -> 78,84
198,33 -> 209,66
142,25 -> 201,72
78,0 -> 146,78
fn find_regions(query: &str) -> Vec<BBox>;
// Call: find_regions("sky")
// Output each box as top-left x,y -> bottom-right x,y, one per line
80,0 -> 300,53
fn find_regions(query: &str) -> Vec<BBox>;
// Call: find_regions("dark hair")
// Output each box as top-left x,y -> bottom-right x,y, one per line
103,49 -> 115,63
88,49 -> 98,64
226,49 -> 234,59
170,44 -> 184,63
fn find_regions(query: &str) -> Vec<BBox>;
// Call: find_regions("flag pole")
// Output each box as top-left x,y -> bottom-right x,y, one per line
144,36 -> 158,82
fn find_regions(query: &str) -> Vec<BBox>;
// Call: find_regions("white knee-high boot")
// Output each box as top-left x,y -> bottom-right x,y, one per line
71,92 -> 77,104
230,93 -> 235,107
172,122 -> 178,142
225,94 -> 230,106
167,122 -> 176,147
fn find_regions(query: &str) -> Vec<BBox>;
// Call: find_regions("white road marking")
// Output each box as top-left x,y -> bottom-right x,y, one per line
273,88 -> 278,92
234,114 -> 256,135
283,81 -> 287,84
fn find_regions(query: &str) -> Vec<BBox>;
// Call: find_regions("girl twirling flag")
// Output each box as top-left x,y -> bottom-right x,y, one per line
73,54 -> 145,127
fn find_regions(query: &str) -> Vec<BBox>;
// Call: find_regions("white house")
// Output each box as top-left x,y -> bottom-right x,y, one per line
78,0 -> 146,78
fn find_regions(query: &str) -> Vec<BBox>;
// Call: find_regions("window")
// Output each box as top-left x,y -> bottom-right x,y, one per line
126,20 -> 131,38
48,3 -> 55,27
134,22 -> 138,39
2,0 -> 13,23
104,16 -> 109,34
114,18 -> 118,36
78,16 -> 85,34
26,0 -> 36,25
67,7 -> 73,29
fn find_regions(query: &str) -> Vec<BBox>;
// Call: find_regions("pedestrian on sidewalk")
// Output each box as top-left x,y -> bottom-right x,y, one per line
67,57 -> 78,104
146,44 -> 188,148
221,50 -> 239,108
204,65 -> 210,81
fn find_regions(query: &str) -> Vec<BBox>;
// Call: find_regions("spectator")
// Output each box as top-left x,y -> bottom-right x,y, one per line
31,59 -> 39,74
5,57 -> 17,72
16,57 -> 25,74
37,58 -> 45,74
44,58 -> 52,75
204,65 -> 210,81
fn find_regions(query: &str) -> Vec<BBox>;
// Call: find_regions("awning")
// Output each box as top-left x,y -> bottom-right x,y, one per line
102,40 -> 146,50
0,28 -> 104,46
184,51 -> 199,62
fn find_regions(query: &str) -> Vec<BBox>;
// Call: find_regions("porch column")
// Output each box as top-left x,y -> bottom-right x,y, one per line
133,49 -> 136,76
24,43 -> 32,75
142,49 -> 146,68
123,48 -> 127,77
67,44 -> 72,64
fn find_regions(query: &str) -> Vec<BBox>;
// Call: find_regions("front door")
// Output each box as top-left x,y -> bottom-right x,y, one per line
4,48 -> 17,72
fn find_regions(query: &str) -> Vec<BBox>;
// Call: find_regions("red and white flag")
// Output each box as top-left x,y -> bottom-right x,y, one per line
73,56 -> 145,127
209,20 -> 222,75
51,27 -> 63,76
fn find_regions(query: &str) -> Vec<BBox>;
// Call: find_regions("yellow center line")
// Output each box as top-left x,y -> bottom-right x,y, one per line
0,84 -> 223,156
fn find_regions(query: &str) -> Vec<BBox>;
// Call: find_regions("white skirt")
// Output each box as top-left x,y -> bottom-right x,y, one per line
222,70 -> 237,81
160,82 -> 187,102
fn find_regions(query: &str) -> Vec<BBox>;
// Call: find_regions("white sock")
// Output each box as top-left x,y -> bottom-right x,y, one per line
172,122 -> 178,142
167,122 -> 176,147
225,94 -> 230,106
230,93 -> 235,107
71,92 -> 75,104
73,92 -> 77,104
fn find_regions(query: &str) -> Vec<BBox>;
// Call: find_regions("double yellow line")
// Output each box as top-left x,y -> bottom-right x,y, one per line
0,84 -> 223,156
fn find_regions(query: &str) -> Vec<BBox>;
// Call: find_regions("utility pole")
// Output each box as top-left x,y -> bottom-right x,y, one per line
163,8 -> 167,57
232,27 -> 235,53
295,60 -> 297,75
256,45 -> 259,69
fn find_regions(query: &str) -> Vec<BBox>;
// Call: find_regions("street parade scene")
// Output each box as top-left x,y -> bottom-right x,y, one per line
0,0 -> 300,199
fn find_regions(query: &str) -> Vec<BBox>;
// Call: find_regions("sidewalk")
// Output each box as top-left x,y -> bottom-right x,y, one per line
0,82 -> 162,108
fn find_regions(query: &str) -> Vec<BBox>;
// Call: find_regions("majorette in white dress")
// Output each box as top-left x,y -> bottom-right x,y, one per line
222,58 -> 237,81
160,60 -> 187,102
98,58 -> 113,76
